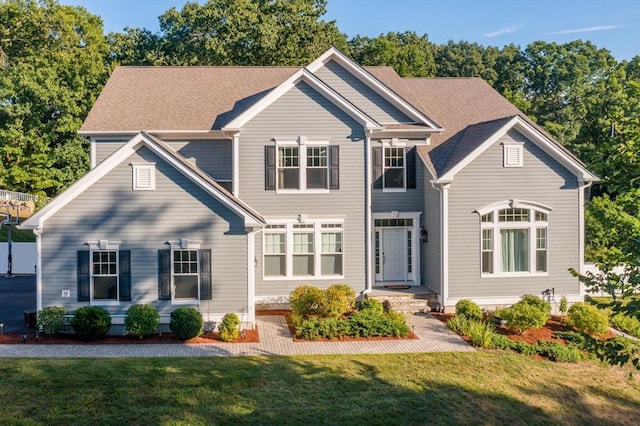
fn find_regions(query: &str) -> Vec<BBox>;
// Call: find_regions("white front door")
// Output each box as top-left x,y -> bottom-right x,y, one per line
382,228 -> 406,281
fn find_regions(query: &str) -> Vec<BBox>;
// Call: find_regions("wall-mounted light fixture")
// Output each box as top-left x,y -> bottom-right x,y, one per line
420,227 -> 428,243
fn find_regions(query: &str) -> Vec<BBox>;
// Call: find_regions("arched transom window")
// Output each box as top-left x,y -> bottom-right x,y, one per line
478,201 -> 550,276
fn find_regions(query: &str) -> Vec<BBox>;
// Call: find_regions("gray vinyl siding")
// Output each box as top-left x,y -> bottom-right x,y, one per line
372,141 -> 426,213
95,139 -> 128,164
238,81 -> 366,295
40,146 -> 248,319
164,139 -> 232,181
447,130 -> 581,300
314,60 -> 414,124
422,172 -> 441,293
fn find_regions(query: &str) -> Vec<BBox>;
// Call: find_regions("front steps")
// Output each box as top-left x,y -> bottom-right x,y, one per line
367,288 -> 438,313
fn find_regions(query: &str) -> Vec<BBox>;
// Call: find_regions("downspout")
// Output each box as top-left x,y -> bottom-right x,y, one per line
34,227 -> 42,311
364,130 -> 373,294
247,226 -> 261,327
232,133 -> 240,197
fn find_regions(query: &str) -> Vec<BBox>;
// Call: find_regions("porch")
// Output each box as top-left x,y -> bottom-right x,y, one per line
368,285 -> 439,313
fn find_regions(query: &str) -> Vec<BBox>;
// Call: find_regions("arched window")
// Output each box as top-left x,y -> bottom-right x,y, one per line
477,201 -> 550,276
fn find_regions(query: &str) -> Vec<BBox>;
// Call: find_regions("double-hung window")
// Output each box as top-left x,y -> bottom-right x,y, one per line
384,147 -> 405,189
479,203 -> 549,276
265,139 -> 338,191
173,249 -> 199,299
78,240 -> 130,304
263,221 -> 343,278
158,240 -> 212,302
373,144 -> 416,191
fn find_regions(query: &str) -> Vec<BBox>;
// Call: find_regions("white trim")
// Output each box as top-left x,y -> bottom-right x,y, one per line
232,133 -> 240,196
475,199 -> 553,216
34,229 -> 42,311
131,163 -> 156,191
306,47 -> 442,130
436,116 -> 598,183
372,212 -> 421,284
90,139 -> 96,169
365,132 -> 373,292
503,142 -> 524,168
441,183 -> 450,306
247,229 -> 257,326
79,129 -> 230,138
86,240 -> 122,250
167,239 -> 202,250
20,132 -> 264,230
88,247 -> 120,305
222,68 -> 382,132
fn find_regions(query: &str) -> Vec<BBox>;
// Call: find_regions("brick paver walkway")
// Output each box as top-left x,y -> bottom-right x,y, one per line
0,312 -> 473,358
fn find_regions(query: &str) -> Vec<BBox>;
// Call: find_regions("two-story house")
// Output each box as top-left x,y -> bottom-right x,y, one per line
21,48 -> 598,327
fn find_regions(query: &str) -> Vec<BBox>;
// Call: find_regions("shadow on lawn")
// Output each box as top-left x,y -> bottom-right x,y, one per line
2,354 -> 638,425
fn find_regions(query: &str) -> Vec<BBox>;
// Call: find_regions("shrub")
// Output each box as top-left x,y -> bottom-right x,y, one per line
290,286 -> 324,317
358,298 -> 385,315
610,312 -> 640,338
348,309 -> 409,338
511,340 -> 537,356
535,341 -> 586,363
502,298 -> 550,335
559,295 -> 568,317
319,284 -> 355,319
455,299 -> 482,321
447,315 -> 469,335
169,307 -> 203,340
295,317 -> 322,340
490,333 -> 514,350
125,304 -> 160,339
567,302 -> 609,336
466,320 -> 495,348
219,313 -> 241,342
37,306 -> 67,335
71,306 -> 111,341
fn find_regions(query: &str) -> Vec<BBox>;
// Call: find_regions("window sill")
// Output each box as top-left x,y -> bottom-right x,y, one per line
275,189 -> 331,194
263,275 -> 345,281
481,272 -> 549,278
380,188 -> 407,193
91,300 -> 120,306
171,299 -> 200,305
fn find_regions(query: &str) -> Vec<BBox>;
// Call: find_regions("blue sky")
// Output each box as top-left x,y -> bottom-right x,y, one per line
59,0 -> 640,60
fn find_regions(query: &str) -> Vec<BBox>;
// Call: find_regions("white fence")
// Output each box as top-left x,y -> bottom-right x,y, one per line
0,242 -> 36,275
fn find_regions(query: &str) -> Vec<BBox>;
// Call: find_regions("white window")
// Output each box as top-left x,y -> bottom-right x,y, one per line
503,143 -> 523,167
480,204 -> 548,276
173,249 -> 199,299
132,163 -> 156,190
92,250 -> 118,300
263,221 -> 343,279
276,141 -> 329,191
384,147 -> 405,189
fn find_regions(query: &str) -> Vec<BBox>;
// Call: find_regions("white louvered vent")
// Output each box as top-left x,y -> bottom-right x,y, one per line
503,144 -> 523,168
132,164 -> 156,190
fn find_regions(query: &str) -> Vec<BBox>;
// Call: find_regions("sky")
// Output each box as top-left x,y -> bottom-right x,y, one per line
58,0 -> 640,60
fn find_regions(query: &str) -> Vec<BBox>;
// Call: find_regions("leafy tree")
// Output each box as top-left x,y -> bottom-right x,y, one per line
434,40 -> 497,83
0,0 -> 109,196
349,31 -> 436,77
117,0 -> 348,66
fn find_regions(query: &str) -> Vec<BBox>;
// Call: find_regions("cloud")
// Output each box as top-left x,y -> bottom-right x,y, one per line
482,25 -> 519,38
545,25 -> 622,35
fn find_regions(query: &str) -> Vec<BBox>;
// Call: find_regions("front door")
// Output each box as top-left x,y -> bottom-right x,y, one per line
382,228 -> 406,281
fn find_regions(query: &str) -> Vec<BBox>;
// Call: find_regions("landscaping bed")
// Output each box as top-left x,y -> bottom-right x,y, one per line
0,327 -> 259,344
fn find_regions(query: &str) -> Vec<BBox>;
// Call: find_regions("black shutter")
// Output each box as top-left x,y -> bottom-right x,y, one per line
158,250 -> 171,300
329,145 -> 339,190
373,146 -> 383,189
77,251 -> 90,302
265,145 -> 276,190
199,249 -> 212,300
119,250 -> 131,301
406,147 -> 416,189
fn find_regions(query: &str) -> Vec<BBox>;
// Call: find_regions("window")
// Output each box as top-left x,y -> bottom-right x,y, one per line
263,221 -> 343,278
480,204 -> 549,275
306,146 -> 328,189
173,250 -> 199,299
384,147 -> 405,188
158,241 -> 212,302
78,241 -> 130,303
265,142 -> 338,191
278,146 -> 299,189
373,146 -> 416,191
93,250 -> 118,300
132,163 -> 156,190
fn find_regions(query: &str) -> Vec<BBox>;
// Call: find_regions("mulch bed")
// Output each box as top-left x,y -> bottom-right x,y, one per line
0,326 -> 259,345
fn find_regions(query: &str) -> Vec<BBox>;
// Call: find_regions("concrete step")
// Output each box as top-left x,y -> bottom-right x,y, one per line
368,295 -> 434,313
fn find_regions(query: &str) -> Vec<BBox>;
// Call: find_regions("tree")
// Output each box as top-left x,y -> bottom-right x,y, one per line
0,0 -> 110,196
120,0 -> 348,67
349,31 -> 436,77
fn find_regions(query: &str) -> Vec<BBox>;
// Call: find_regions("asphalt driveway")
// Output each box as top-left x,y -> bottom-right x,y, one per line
0,275 -> 36,333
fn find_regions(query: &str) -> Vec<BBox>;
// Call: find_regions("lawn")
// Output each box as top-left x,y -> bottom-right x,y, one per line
0,352 -> 638,425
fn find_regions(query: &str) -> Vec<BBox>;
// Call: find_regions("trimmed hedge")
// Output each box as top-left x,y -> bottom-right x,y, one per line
455,299 -> 482,321
169,307 -> 203,340
37,306 -> 67,335
125,304 -> 160,339
567,302 -> 609,336
71,306 -> 111,341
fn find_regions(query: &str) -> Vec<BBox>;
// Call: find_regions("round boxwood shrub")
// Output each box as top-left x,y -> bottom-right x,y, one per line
455,299 -> 482,321
567,302 -> 609,336
37,306 -> 68,335
71,306 -> 111,341
169,307 -> 203,340
501,301 -> 549,335
125,304 -> 160,339
290,286 -> 324,317
319,284 -> 356,318
520,294 -> 551,316
218,313 -> 241,342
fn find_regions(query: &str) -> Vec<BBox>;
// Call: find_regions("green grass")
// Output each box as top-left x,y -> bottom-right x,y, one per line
0,353 -> 638,425
0,225 -> 35,242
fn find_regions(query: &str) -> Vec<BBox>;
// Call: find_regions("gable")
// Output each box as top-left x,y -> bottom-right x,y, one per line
314,60 -> 414,124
